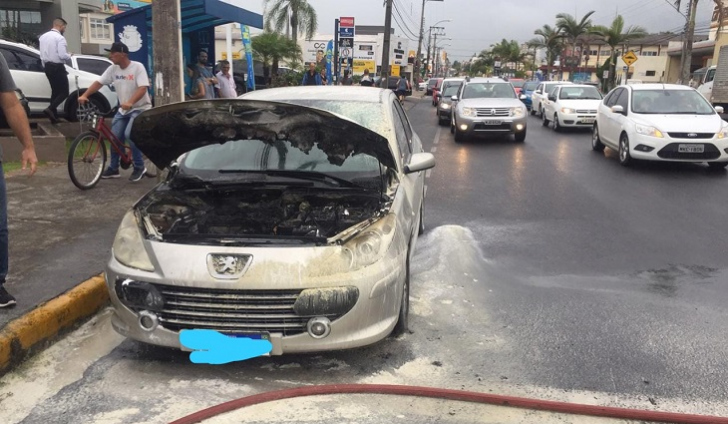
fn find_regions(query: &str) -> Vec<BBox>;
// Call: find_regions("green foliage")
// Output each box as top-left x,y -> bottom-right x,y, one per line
263,0 -> 318,44
591,15 -> 648,90
252,31 -> 302,85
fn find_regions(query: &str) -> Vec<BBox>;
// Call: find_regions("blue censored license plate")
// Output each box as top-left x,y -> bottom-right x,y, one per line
229,332 -> 270,341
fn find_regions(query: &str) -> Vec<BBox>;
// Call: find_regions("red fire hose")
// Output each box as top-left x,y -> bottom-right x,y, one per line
168,384 -> 728,424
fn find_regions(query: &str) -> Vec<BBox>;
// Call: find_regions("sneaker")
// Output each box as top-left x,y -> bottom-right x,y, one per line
0,287 -> 16,308
101,168 -> 120,179
43,108 -> 59,124
129,167 -> 146,182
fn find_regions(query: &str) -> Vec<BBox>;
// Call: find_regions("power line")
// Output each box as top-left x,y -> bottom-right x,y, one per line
391,13 -> 419,42
394,0 -> 419,28
392,1 -> 419,39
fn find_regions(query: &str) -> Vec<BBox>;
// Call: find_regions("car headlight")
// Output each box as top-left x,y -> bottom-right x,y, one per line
634,123 -> 664,138
560,107 -> 575,114
113,210 -> 155,271
512,107 -> 525,117
342,214 -> 397,270
717,125 -> 728,139
461,107 -> 476,117
441,103 -> 451,109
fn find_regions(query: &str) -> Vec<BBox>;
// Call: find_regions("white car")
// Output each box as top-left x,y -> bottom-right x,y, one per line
531,80 -> 573,117
0,39 -> 117,122
65,54 -> 112,76
542,84 -> 603,131
418,80 -> 428,91
592,83 -> 728,169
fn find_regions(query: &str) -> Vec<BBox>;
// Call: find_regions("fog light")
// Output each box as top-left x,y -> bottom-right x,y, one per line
635,144 -> 655,152
307,317 -> 331,339
460,124 -> 468,131
516,124 -> 524,131
138,310 -> 158,331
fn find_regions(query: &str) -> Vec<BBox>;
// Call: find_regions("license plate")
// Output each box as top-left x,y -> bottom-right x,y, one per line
580,118 -> 595,124
230,332 -> 270,341
483,120 -> 502,125
678,144 -> 704,153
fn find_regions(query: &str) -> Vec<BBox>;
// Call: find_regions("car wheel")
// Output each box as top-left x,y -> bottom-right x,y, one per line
708,161 -> 728,170
392,254 -> 410,337
437,115 -> 447,126
619,133 -> 632,167
542,111 -> 549,127
450,115 -> 455,134
553,113 -> 561,132
592,125 -> 605,152
529,107 -> 535,116
538,104 -> 544,119
514,129 -> 526,143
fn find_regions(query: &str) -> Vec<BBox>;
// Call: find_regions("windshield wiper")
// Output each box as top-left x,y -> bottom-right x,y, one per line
218,169 -> 367,189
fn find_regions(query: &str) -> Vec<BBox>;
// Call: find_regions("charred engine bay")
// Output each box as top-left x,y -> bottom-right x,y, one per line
139,187 -> 384,241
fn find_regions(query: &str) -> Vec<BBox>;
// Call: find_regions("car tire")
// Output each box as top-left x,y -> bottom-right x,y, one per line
592,125 -> 605,152
619,133 -> 632,167
538,104 -> 544,119
553,113 -> 562,132
437,115 -> 447,126
514,129 -> 526,143
454,124 -> 465,143
529,108 -> 535,116
392,254 -> 410,337
542,111 -> 549,127
708,161 -> 728,170
450,115 -> 455,134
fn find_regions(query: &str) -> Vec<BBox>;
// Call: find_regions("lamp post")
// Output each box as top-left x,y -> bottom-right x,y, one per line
414,1 -> 446,82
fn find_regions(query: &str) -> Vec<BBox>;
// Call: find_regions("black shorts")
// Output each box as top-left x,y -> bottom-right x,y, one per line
396,89 -> 407,97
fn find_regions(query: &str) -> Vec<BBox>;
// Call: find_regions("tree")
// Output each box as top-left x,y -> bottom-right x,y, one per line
490,39 -> 526,73
556,11 -> 595,80
527,25 -> 564,80
592,15 -> 647,90
252,32 -> 302,86
452,60 -> 462,75
263,0 -> 318,45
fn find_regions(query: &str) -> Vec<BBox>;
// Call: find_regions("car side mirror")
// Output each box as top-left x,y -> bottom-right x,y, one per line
535,90 -> 542,94
611,105 -> 625,114
715,106 -> 724,114
451,95 -> 458,102
405,153 -> 436,174
519,94 -> 527,100
548,95 -> 556,102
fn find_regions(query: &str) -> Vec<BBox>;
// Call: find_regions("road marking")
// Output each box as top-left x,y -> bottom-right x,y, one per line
433,127 -> 442,145
431,146 -> 437,153
426,169 -> 432,178
425,185 -> 428,196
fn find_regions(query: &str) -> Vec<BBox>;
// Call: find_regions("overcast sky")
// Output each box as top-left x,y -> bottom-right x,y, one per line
252,0 -> 716,61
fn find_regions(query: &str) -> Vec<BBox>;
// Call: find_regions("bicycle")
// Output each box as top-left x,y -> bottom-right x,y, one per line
67,108 -> 157,190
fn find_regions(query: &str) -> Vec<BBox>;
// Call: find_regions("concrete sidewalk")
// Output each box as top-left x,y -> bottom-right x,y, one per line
0,162 -> 156,374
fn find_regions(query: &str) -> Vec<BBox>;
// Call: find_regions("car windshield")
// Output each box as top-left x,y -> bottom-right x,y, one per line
443,86 -> 459,97
632,89 -> 716,114
559,86 -> 602,100
428,80 -> 438,87
462,83 -> 515,99
510,80 -> 525,88
442,82 -> 462,92
523,81 -> 539,91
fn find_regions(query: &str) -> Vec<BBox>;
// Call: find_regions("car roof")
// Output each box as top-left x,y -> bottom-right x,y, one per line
628,83 -> 694,91
241,86 -> 390,104
466,77 -> 508,83
559,84 -> 600,89
443,77 -> 464,82
0,38 -> 37,53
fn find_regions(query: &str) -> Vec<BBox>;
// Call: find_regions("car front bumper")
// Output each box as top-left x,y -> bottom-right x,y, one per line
557,112 -> 596,127
106,240 -> 406,355
437,104 -> 453,118
629,134 -> 728,162
455,114 -> 528,135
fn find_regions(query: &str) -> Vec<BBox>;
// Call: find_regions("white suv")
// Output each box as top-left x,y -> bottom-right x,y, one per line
0,39 -> 117,122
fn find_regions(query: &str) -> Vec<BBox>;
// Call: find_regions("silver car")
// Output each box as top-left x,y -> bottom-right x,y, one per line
450,77 -> 528,142
106,88 -> 435,355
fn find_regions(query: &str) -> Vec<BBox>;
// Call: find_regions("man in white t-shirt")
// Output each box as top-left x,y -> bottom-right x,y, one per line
78,42 -> 151,182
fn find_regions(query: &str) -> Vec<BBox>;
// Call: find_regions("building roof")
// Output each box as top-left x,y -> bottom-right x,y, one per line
575,33 -> 708,47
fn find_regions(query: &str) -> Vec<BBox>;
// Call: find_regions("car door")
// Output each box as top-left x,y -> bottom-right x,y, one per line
392,98 -> 423,241
1,46 -> 51,113
75,57 -> 112,76
533,83 -> 545,112
545,86 -> 560,118
602,88 -> 627,147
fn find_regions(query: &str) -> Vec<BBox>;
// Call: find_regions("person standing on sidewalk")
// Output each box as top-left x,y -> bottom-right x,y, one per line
0,54 -> 39,307
215,60 -> 237,98
38,18 -> 72,124
78,42 -> 151,182
196,51 -> 217,98
301,63 -> 322,86
360,69 -> 374,87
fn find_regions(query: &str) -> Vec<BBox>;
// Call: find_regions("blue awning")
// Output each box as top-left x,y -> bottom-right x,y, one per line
107,0 -> 263,32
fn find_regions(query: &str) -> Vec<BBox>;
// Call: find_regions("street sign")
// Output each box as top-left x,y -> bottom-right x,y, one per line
622,50 -> 638,67
338,38 -> 353,48
340,17 -> 355,27
339,27 -> 354,38
341,48 -> 351,58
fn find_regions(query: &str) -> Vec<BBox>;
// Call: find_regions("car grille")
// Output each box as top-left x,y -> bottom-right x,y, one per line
140,283 -> 343,336
475,108 -> 510,117
657,143 -> 721,160
667,132 -> 715,139
575,109 -> 597,114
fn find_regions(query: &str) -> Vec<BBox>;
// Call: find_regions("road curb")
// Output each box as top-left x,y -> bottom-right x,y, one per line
0,274 -> 109,376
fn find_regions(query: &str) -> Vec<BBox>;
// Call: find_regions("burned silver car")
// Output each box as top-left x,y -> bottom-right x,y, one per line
106,89 -> 434,354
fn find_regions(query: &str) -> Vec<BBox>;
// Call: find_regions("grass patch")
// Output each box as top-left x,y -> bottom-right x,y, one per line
3,161 -> 48,174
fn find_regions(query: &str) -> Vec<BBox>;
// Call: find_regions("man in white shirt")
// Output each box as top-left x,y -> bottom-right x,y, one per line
78,42 -> 152,182
215,60 -> 237,98
38,18 -> 72,124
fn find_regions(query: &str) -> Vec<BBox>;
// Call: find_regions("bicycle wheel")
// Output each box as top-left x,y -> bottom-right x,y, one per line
68,131 -> 107,190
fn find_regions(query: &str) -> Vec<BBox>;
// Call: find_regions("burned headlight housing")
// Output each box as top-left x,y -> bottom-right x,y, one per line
342,214 -> 397,270
113,210 -> 155,271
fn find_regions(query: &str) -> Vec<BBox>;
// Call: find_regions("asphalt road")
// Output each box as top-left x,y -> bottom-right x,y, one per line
2,95 -> 728,423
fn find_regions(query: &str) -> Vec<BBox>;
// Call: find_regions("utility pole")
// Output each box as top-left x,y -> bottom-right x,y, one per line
380,0 -> 394,88
425,28 -> 433,78
414,0 -> 426,82
432,32 -> 438,77
152,0 -> 183,106
680,0 -> 699,85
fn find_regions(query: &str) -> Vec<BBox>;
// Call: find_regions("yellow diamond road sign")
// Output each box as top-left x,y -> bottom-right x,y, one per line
622,50 -> 638,67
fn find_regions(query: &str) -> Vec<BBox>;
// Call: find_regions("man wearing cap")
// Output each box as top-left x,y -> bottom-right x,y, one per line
38,18 -> 72,124
78,42 -> 151,182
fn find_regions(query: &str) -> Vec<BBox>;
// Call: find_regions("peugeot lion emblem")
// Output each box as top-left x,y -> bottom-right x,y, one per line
207,254 -> 252,279
687,133 -> 698,138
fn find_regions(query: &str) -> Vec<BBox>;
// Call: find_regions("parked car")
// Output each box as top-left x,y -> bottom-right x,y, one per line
0,39 -> 117,122
426,77 -> 442,96
436,85 -> 460,126
531,80 -> 573,118
65,54 -> 112,76
107,87 -> 435,354
418,79 -> 428,91
434,77 -> 464,106
450,77 -> 528,143
542,84 -> 603,131
0,88 -> 30,128
520,81 -> 540,112
592,83 -> 728,168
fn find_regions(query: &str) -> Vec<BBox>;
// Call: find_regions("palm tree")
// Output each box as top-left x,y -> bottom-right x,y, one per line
592,15 -> 647,90
263,0 -> 318,45
527,25 -> 564,80
556,11 -> 595,80
490,39 -> 526,72
252,32 -> 302,85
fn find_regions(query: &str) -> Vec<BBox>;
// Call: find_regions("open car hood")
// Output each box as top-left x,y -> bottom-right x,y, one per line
130,100 -> 396,170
